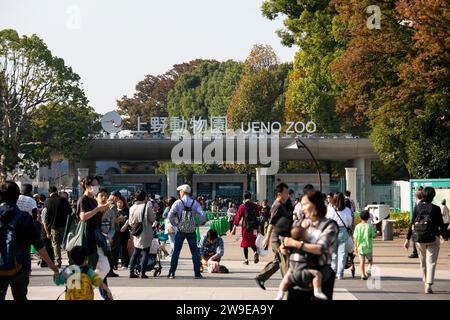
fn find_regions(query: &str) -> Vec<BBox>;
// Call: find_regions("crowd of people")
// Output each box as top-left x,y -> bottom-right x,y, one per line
1,177 -> 449,300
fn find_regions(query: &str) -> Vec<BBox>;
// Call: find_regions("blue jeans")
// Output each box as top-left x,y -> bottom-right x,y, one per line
169,231 -> 200,275
332,227 -> 349,278
129,247 -> 150,274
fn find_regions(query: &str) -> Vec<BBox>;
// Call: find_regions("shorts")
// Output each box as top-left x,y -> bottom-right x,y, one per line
286,267 -> 314,289
358,252 -> 373,262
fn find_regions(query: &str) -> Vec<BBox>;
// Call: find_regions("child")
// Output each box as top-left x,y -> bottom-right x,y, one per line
54,246 -> 113,300
275,219 -> 327,300
353,210 -> 376,280
157,224 -> 170,258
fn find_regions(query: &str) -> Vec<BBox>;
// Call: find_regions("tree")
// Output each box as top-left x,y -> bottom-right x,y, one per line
167,60 -> 243,120
331,0 -> 450,178
0,29 -> 98,182
116,59 -> 206,129
227,45 -> 291,130
262,0 -> 344,133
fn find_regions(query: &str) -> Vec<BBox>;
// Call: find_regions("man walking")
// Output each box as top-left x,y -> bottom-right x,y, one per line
167,184 -> 205,279
255,183 -> 292,290
44,186 -> 72,268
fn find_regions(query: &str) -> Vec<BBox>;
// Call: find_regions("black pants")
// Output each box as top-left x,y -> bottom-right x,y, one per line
0,272 -> 30,300
119,231 -> 130,267
288,265 -> 336,301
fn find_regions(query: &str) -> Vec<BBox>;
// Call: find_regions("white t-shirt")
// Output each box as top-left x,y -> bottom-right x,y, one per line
17,195 -> 37,216
326,206 -> 353,228
293,202 -> 302,218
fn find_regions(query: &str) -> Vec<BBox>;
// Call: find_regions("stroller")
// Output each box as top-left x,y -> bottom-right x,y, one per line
133,224 -> 164,277
345,252 -> 356,278
134,237 -> 163,277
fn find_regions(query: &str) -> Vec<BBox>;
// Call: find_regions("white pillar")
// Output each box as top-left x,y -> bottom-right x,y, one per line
256,168 -> 268,202
345,168 -> 358,209
353,158 -> 371,208
167,168 -> 178,198
77,168 -> 89,184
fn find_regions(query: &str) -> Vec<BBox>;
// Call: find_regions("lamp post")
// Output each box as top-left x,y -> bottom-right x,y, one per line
295,137 -> 322,192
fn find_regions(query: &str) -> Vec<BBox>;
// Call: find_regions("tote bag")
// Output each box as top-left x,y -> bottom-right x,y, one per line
65,220 -> 88,253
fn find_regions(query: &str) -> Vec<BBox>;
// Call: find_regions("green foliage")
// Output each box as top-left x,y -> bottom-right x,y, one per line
227,45 -> 291,129
389,212 -> 411,230
0,29 -> 98,181
117,59 -> 206,129
262,1 -> 345,133
167,60 -> 243,120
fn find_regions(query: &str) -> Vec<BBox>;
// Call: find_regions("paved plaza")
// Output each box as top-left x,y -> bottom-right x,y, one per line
6,225 -> 450,300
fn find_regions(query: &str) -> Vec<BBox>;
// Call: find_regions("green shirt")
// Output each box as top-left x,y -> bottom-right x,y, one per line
353,222 -> 376,254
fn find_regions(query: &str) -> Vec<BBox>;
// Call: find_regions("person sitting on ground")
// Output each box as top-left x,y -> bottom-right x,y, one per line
54,245 -> 113,300
199,229 -> 224,272
353,210 -> 376,280
275,218 -> 328,300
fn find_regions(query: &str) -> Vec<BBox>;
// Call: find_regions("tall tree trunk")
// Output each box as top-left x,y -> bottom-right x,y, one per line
0,154 -> 8,184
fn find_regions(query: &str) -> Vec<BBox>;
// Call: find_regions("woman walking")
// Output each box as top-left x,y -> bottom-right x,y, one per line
232,192 -> 259,265
404,187 -> 446,293
281,190 -> 339,300
326,192 -> 353,280
126,190 -> 156,279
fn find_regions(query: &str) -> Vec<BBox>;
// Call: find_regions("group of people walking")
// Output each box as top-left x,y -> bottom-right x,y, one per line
1,175 -> 449,300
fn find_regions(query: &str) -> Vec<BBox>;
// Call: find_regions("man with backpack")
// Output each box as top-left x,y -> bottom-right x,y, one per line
231,191 -> 260,265
0,181 -> 59,300
255,183 -> 292,290
167,184 -> 205,279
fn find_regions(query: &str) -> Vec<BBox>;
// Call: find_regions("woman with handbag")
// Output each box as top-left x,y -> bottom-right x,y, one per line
326,192 -> 353,280
126,190 -> 156,279
75,176 -> 110,272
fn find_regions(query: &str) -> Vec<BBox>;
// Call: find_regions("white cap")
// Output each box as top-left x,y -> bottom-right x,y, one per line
176,184 -> 191,193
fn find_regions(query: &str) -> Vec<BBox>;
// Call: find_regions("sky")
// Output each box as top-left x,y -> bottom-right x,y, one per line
0,0 -> 297,114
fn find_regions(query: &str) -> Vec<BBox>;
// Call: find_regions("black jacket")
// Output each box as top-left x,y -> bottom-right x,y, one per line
407,202 -> 445,240
44,194 -> 72,229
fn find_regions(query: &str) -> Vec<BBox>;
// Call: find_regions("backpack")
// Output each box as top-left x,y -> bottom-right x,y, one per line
243,203 -> 259,230
178,200 -> 196,234
412,203 -> 437,243
65,266 -> 96,300
0,211 -> 24,276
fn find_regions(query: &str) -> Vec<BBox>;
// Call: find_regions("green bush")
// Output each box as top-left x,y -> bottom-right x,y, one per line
389,212 -> 411,229
353,211 -> 410,229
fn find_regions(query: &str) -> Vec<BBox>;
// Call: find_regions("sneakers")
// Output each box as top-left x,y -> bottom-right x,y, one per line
129,273 -> 138,279
313,290 -> 328,300
140,273 -> 149,279
408,253 -> 418,258
194,273 -> 203,279
167,273 -> 175,279
119,266 -> 128,271
425,284 -> 433,294
255,277 -> 266,290
254,253 -> 259,264
361,275 -> 368,280
243,260 -> 249,265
